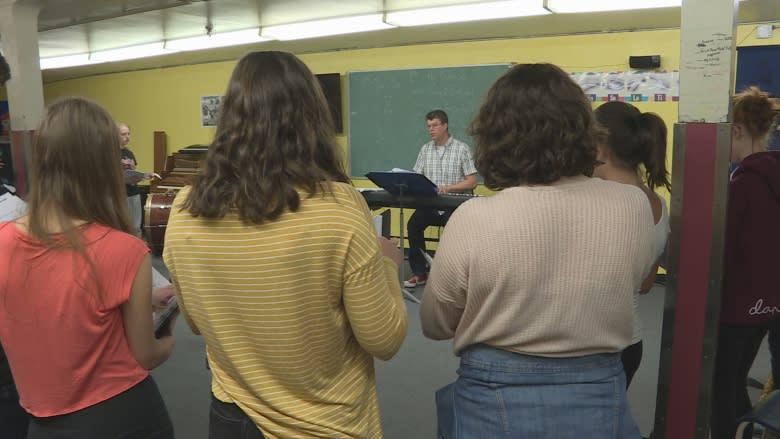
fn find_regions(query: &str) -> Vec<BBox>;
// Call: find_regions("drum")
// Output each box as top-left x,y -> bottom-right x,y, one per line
144,193 -> 176,252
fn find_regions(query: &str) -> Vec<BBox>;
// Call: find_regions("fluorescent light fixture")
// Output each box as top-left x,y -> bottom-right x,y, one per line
261,14 -> 394,41
545,0 -> 682,13
547,0 -> 749,11
90,42 -> 177,62
386,0 -> 549,26
165,28 -> 272,51
40,53 -> 96,69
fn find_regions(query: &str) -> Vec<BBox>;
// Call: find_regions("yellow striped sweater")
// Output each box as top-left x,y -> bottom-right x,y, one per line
163,183 -> 407,438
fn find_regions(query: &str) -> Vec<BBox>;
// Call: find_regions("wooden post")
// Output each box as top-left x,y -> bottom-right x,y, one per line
153,131 -> 167,174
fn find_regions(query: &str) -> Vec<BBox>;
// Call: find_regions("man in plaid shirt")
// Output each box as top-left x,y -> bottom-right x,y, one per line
404,110 -> 477,288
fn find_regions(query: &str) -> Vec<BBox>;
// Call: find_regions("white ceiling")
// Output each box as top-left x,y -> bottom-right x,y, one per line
11,0 -> 780,82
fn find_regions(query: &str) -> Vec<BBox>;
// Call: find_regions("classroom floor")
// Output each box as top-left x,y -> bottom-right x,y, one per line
150,256 -> 773,439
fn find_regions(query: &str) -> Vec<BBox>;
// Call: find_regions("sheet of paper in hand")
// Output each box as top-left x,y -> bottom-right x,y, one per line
124,169 -> 161,183
152,267 -> 171,288
151,267 -> 176,337
0,192 -> 28,222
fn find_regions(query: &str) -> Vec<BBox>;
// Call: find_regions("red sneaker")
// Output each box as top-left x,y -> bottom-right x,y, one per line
404,274 -> 428,288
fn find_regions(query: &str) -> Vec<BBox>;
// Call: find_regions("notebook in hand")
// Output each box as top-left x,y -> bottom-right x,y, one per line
153,297 -> 178,338
365,170 -> 437,196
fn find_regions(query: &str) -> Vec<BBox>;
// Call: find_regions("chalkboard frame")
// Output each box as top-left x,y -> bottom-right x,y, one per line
347,64 -> 512,179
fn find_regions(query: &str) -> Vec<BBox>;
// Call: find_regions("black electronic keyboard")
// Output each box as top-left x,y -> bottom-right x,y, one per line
360,189 -> 479,210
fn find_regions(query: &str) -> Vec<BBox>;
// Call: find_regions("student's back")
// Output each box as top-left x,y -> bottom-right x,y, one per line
0,223 -> 149,414
0,97 -> 176,439
165,183 -> 406,438
163,51 -> 407,439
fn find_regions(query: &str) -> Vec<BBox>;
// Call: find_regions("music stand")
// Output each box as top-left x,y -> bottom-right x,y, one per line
366,171 -> 438,304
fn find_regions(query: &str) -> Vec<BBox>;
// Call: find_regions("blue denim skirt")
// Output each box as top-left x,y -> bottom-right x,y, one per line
436,345 -> 641,439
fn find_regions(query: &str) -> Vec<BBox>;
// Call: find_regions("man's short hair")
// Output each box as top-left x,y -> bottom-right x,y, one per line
426,110 -> 448,125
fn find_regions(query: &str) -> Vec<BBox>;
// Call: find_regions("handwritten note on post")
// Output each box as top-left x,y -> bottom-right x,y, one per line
678,0 -> 737,123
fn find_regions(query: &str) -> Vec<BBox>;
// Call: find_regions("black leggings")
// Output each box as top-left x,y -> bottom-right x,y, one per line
28,376 -> 173,439
710,323 -> 768,439
0,381 -> 29,439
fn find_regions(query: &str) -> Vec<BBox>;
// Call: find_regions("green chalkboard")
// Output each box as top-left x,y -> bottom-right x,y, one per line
347,64 -> 512,178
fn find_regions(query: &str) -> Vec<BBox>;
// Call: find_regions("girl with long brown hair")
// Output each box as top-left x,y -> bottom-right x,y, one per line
0,97 -> 176,438
163,51 -> 407,438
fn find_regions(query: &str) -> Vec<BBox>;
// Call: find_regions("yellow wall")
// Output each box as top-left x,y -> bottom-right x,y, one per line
34,23 -> 780,248
42,29 -> 680,172
41,24 -> 780,177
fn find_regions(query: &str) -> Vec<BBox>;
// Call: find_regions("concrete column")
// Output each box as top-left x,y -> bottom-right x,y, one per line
0,0 -> 43,196
653,1 -> 739,438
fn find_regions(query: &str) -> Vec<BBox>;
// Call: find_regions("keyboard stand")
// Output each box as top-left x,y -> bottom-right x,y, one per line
397,183 -> 421,304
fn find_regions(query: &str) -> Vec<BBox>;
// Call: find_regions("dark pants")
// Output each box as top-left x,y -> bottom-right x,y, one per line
621,341 -> 643,389
209,395 -> 265,439
0,381 -> 29,439
28,376 -> 173,439
768,318 -> 780,388
710,322 -> 769,439
407,208 -> 450,276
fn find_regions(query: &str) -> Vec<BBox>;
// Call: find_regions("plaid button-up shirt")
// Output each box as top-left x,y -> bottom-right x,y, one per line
413,136 -> 477,189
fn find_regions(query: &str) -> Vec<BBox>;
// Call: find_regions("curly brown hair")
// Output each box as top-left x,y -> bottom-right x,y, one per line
184,51 -> 349,223
470,63 -> 599,190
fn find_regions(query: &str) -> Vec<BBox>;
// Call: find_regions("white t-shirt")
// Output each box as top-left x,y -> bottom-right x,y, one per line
631,194 -> 670,344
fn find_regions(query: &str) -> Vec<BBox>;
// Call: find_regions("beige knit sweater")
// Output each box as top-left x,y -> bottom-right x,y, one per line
420,176 -> 655,357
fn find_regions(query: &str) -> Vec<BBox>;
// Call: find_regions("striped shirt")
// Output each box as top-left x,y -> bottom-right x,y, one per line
163,184 -> 407,439
413,136 -> 477,188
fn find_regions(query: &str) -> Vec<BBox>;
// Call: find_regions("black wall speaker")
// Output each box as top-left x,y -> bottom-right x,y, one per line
629,55 -> 661,69
316,73 -> 343,134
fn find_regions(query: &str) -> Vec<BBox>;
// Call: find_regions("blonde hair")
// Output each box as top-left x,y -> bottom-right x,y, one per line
733,87 -> 780,140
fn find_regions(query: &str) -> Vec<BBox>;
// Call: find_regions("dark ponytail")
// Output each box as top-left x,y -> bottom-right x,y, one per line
594,101 -> 670,191
638,112 -> 671,192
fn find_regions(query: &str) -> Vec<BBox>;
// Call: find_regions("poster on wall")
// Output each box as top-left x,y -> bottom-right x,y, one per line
570,71 -> 679,102
200,95 -> 223,127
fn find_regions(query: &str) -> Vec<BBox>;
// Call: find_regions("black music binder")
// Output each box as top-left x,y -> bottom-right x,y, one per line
365,171 -> 437,196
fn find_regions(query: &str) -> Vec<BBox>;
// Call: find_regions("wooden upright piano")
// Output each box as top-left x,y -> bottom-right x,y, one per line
144,131 -> 208,251
150,145 -> 207,193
